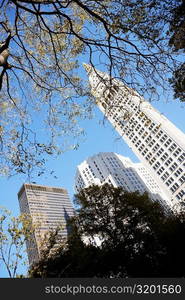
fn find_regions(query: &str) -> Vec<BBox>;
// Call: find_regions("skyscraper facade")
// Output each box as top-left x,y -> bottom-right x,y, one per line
75,152 -> 170,210
84,64 -> 185,210
18,183 -> 74,265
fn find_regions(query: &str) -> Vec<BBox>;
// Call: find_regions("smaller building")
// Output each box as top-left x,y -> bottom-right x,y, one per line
18,183 -> 74,265
75,152 -> 171,210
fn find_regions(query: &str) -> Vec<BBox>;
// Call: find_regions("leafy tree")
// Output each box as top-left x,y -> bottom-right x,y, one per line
169,62 -> 185,102
29,184 -> 185,278
169,0 -> 185,52
0,207 -> 33,277
168,0 -> 185,101
0,0 -> 184,176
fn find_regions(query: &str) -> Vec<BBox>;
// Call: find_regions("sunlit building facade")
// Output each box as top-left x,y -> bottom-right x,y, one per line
84,64 -> 185,211
75,152 -> 170,210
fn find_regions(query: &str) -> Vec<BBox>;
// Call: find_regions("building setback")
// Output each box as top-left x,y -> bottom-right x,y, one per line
18,183 -> 74,265
75,152 -> 170,210
84,64 -> 185,211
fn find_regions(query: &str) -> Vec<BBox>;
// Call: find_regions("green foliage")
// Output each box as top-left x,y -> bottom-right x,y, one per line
29,184 -> 185,278
169,0 -> 185,51
167,0 -> 185,101
0,207 -> 33,278
169,63 -> 185,102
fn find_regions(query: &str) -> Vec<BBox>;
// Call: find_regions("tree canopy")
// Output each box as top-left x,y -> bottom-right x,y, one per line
29,184 -> 185,278
0,0 -> 184,177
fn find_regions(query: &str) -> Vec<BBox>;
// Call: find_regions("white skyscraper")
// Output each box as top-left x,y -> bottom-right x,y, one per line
18,183 -> 74,265
75,152 -> 170,210
84,64 -> 185,210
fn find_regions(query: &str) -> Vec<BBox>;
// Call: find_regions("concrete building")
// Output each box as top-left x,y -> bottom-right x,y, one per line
18,183 -> 74,265
75,152 -> 170,210
84,64 -> 185,211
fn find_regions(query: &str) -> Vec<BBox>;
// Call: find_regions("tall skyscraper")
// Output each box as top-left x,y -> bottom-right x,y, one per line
84,64 -> 185,210
75,152 -> 170,210
18,183 -> 74,265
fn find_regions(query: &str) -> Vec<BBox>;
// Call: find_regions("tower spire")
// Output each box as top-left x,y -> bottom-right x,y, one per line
83,63 -> 93,74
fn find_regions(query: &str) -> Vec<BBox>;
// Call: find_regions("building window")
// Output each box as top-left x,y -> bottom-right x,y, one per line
164,138 -> 172,147
146,152 -> 152,161
178,152 -> 185,163
173,148 -> 182,157
161,171 -> 169,181
138,144 -> 145,152
176,189 -> 185,200
157,167 -> 165,175
128,132 -> 134,139
156,130 -> 163,138
135,124 -> 141,131
160,134 -> 168,143
156,148 -> 164,156
165,158 -> 173,166
138,128 -> 144,135
153,162 -> 160,170
161,152 -> 168,162
148,139 -> 156,147
142,131 -> 148,139
153,143 -> 160,152
152,126 -> 159,134
102,102 -> 107,109
166,177 -> 174,186
170,183 -> 179,193
179,175 -> 185,184
169,162 -> 178,172
174,168 -> 183,177
132,136 -> 138,144
148,122 -> 155,130
150,157 -> 156,164
169,143 -> 177,152
146,135 -> 152,144
142,148 -> 148,156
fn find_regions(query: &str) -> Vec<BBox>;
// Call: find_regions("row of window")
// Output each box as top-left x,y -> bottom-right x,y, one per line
121,122 -> 185,178
176,189 -> 185,200
115,107 -> 184,165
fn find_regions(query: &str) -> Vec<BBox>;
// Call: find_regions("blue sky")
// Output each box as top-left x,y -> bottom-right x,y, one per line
0,71 -> 185,277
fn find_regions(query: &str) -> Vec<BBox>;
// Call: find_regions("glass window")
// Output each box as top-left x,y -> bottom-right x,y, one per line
169,143 -> 177,152
170,183 -> 179,193
176,190 -> 185,200
166,177 -> 174,186
178,153 -> 185,163
156,130 -> 163,138
161,171 -> 169,181
160,134 -> 168,143
150,157 -> 156,164
161,152 -> 169,162
164,138 -> 172,147
165,158 -> 173,166
169,162 -> 178,172
153,162 -> 160,170
173,148 -> 182,157
148,122 -> 156,130
179,174 -> 185,184
153,143 -> 160,152
157,148 -> 164,156
174,168 -> 183,177
157,167 -> 165,175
